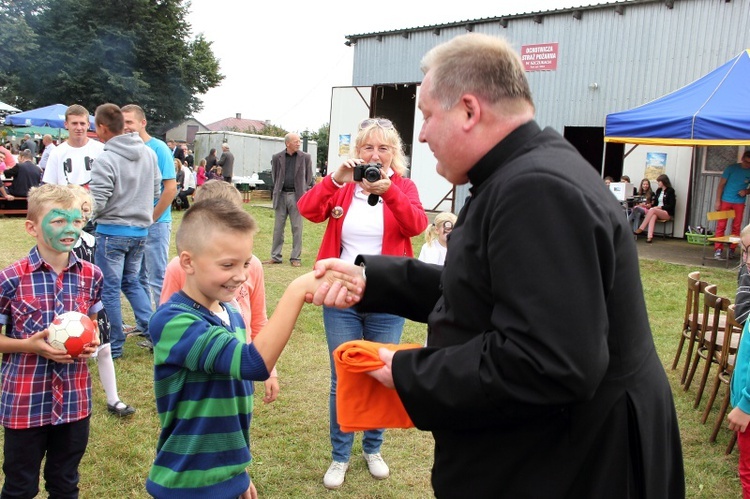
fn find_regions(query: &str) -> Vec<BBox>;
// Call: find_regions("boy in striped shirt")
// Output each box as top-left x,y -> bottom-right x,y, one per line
146,198 -> 353,498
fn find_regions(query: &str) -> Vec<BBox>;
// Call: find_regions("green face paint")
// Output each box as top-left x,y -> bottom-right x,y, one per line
41,207 -> 84,253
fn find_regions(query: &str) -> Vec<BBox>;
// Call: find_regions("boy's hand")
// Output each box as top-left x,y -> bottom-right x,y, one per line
263,376 -> 279,404
728,407 -> 750,432
240,481 -> 257,499
306,258 -> 365,307
28,330 -> 75,364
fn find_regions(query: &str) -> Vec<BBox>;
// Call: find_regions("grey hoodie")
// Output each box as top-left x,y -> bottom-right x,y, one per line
90,132 -> 161,230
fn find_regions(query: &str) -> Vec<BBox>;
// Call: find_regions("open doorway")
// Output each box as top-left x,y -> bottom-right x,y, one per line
370,84 -> 418,158
564,126 -> 605,174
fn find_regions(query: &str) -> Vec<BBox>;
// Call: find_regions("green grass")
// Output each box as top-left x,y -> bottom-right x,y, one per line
0,205 -> 743,497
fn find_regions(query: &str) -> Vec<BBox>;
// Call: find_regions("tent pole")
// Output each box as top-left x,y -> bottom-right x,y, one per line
624,144 -> 639,158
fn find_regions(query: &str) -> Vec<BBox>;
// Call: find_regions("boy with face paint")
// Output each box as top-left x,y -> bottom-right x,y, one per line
0,184 -> 102,498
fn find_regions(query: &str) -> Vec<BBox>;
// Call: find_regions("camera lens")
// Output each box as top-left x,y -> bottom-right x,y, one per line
364,165 -> 381,182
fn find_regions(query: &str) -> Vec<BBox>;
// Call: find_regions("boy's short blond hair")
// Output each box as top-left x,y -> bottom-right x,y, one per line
27,184 -> 80,222
194,179 -> 242,207
176,198 -> 257,254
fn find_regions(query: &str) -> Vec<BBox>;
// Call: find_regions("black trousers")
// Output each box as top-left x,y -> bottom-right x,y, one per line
1,416 -> 90,499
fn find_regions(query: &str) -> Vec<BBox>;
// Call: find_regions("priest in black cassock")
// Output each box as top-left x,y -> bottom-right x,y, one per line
310,33 -> 684,498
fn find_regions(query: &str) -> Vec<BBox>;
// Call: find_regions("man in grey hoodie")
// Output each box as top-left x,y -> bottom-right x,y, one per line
89,103 -> 162,359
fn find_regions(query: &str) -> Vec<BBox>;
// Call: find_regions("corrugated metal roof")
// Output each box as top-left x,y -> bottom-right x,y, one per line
344,0 -> 659,42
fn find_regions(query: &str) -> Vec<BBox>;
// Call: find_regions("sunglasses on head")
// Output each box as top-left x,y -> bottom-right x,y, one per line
360,118 -> 394,130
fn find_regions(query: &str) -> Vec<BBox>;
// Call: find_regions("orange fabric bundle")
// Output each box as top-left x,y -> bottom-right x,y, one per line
333,340 -> 421,432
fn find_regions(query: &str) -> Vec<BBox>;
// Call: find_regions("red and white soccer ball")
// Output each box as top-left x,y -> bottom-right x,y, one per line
47,311 -> 96,358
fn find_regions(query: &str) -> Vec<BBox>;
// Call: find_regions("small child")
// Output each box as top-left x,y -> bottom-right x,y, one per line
68,184 -> 135,417
730,223 -> 750,497
146,198 -> 351,498
160,179 -> 279,403
417,211 -> 457,266
0,184 -> 101,498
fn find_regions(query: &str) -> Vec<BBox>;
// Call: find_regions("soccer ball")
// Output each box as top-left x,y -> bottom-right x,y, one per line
47,311 -> 96,358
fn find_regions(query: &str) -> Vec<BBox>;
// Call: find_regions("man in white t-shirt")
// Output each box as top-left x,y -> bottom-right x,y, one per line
42,105 -> 103,186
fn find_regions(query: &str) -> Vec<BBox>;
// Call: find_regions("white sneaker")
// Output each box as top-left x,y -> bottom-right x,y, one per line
323,461 -> 349,490
714,249 -> 723,260
363,452 -> 390,479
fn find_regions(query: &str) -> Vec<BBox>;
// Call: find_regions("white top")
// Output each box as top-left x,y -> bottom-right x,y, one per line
42,139 -> 104,185
39,143 -> 56,170
339,184 -> 385,263
418,239 -> 448,265
183,168 -> 196,190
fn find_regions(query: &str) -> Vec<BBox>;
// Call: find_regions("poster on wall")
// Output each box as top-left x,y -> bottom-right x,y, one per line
645,152 -> 667,180
338,134 -> 351,156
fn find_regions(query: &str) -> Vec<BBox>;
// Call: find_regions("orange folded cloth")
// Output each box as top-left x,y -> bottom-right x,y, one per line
333,340 -> 421,432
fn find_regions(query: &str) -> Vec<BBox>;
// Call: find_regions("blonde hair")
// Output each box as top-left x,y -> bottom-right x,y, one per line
425,211 -> 457,245
742,223 -> 750,240
176,199 -> 257,254
66,184 -> 94,221
193,179 -> 242,207
354,120 -> 408,175
27,184 -> 79,222
420,33 -> 533,112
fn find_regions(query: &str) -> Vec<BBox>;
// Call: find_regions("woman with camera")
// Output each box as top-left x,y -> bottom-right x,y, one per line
298,118 -> 428,490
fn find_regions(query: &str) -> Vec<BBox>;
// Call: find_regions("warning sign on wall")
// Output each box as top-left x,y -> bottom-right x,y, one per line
520,43 -> 559,72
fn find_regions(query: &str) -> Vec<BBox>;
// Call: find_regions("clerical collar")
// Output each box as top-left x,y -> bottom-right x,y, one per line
467,120 -> 542,190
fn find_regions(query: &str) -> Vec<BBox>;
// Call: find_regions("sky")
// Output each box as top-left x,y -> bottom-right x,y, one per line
187,0 -> 582,133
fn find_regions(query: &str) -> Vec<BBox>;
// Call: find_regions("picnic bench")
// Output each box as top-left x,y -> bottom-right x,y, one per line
0,197 -> 28,216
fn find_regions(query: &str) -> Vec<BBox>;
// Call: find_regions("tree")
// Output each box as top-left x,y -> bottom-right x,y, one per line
310,122 -> 329,171
248,123 -> 288,138
0,0 -> 43,107
3,0 -> 223,132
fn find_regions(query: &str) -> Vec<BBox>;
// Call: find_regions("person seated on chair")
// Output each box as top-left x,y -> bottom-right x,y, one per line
634,174 -> 675,243
177,164 -> 196,210
1,149 -> 42,201
627,178 -> 655,233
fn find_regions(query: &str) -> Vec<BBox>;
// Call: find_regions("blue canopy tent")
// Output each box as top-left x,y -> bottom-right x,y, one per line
605,50 -> 750,146
5,103 -> 95,130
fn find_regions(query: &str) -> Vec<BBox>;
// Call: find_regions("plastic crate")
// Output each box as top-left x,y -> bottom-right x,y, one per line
686,233 -> 709,245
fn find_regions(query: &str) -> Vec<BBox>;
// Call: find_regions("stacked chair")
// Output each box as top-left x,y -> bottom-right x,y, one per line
675,271 -> 743,454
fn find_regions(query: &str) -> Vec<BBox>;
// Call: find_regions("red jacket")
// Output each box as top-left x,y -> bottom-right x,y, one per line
297,173 -> 428,261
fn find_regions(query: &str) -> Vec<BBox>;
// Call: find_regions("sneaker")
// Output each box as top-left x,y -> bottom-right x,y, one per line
323,461 -> 349,490
137,339 -> 154,351
730,249 -> 738,259
714,249 -> 723,260
363,452 -> 390,480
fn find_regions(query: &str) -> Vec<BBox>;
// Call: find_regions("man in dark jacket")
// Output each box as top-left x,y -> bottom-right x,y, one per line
310,33 -> 684,498
218,143 -> 235,183
1,149 -> 41,199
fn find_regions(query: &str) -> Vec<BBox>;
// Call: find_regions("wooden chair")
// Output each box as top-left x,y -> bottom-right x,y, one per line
672,271 -> 702,384
683,285 -> 731,408
703,305 -> 743,439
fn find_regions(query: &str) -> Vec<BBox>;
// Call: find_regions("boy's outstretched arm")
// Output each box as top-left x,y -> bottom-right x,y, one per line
252,269 -> 360,373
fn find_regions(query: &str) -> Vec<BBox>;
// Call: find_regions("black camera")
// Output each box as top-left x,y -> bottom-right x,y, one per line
352,163 -> 382,182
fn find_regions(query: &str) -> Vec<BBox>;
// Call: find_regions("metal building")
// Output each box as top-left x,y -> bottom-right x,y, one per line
333,0 -> 750,237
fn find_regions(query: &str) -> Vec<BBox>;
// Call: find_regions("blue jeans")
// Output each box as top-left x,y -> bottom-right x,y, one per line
95,234 -> 153,358
323,306 -> 405,462
139,222 -> 171,308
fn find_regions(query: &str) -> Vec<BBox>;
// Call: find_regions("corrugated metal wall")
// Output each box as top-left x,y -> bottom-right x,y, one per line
348,0 -> 750,231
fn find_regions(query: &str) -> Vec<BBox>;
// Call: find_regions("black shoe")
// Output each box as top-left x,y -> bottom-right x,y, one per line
107,400 -> 136,417
137,339 -> 154,352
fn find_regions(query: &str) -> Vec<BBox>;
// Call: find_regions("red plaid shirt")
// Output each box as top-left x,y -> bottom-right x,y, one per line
0,247 -> 103,429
